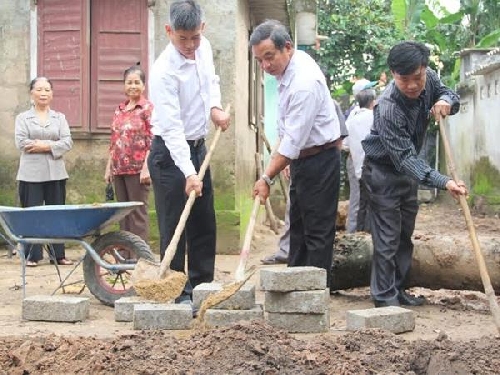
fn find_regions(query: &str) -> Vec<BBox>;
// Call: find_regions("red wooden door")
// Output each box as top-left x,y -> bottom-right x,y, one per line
37,0 -> 90,130
37,0 -> 148,133
90,0 -> 149,132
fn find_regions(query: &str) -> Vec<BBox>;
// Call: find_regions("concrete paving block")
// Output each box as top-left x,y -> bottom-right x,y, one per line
133,303 -> 192,330
260,267 -> 326,292
346,306 -> 415,334
266,310 -> 330,333
205,305 -> 264,327
264,289 -> 328,314
193,282 -> 255,310
22,295 -> 90,322
114,296 -> 159,322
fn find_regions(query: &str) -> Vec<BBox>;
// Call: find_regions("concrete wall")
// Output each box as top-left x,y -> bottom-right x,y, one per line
0,0 -> 31,205
450,51 -> 500,212
0,0 -> 260,253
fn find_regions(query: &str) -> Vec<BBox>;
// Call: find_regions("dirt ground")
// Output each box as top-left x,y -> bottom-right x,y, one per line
1,200 -> 500,374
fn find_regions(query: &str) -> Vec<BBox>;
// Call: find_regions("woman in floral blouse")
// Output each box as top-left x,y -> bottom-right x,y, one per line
105,66 -> 153,242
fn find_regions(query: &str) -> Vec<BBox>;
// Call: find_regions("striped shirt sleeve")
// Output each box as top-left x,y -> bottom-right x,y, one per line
363,68 -> 460,190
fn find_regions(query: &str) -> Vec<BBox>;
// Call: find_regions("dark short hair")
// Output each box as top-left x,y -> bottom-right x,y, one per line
169,0 -> 203,31
249,19 -> 292,50
29,77 -> 53,91
387,41 -> 430,75
355,89 -> 376,109
123,65 -> 146,83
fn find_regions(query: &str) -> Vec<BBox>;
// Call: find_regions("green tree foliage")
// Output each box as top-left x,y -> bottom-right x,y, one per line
316,0 -> 500,92
315,0 -> 404,95
461,0 -> 500,47
391,0 -> 500,84
391,0 -> 462,84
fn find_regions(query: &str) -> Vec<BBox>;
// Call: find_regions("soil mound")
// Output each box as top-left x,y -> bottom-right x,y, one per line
1,320 -> 499,374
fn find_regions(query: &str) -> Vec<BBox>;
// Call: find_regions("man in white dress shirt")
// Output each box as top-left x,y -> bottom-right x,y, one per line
344,88 -> 376,233
250,20 -> 342,288
148,0 -> 230,304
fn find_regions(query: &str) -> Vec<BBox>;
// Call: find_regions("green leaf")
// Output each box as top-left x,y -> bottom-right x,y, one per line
426,29 -> 447,51
439,11 -> 464,25
391,0 -> 407,34
408,1 -> 426,26
476,29 -> 500,47
420,6 -> 438,29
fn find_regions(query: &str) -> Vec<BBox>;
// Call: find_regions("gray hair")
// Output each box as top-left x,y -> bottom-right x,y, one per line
29,77 -> 52,91
123,65 -> 145,83
355,89 -> 376,109
249,19 -> 292,50
169,0 -> 203,31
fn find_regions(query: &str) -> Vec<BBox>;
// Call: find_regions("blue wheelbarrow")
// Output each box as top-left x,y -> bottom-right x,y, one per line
0,202 -> 155,306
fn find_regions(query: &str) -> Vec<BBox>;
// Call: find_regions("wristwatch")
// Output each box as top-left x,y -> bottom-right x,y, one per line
261,174 -> 275,186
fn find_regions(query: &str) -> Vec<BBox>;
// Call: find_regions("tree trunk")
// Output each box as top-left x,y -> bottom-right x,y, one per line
331,233 -> 500,293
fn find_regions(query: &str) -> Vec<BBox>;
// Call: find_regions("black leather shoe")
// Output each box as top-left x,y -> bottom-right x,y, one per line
398,290 -> 426,306
260,255 -> 288,265
373,297 -> 400,308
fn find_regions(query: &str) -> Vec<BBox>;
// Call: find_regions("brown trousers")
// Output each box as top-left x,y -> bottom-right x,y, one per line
113,174 -> 150,242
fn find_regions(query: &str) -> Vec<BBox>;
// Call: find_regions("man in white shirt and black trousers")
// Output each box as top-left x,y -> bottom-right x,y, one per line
250,20 -> 342,288
148,0 -> 230,306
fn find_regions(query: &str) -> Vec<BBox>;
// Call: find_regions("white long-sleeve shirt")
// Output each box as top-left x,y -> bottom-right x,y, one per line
149,36 -> 222,177
276,50 -> 341,160
345,108 -> 373,180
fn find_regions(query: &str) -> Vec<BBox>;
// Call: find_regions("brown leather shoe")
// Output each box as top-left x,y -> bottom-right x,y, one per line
260,255 -> 288,265
56,258 -> 74,266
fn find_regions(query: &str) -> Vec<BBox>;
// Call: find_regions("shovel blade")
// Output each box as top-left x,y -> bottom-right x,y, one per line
131,258 -> 188,303
134,271 -> 188,303
130,257 -> 161,284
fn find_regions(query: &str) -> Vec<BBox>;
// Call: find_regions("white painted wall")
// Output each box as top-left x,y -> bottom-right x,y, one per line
449,55 -> 500,192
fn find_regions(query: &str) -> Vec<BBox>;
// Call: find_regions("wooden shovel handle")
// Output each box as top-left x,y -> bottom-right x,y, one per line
439,118 -> 500,333
257,121 -> 289,203
158,104 -> 230,278
255,152 -> 280,234
235,196 -> 261,281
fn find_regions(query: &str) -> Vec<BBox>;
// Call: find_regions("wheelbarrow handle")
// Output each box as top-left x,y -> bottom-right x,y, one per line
158,104 -> 231,278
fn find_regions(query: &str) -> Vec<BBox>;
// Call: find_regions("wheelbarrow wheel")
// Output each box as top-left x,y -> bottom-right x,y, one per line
83,231 -> 155,306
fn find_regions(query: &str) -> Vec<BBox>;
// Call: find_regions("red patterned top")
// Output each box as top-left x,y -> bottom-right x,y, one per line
109,96 -> 153,175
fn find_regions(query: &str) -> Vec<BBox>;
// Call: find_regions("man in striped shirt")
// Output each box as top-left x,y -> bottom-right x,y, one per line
361,41 -> 467,308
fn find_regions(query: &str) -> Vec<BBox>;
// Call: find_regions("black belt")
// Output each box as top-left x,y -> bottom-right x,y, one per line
187,138 -> 205,147
298,139 -> 341,159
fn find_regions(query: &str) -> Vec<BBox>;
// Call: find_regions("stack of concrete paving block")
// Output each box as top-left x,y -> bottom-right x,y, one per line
23,295 -> 90,322
260,267 -> 330,333
193,282 -> 263,327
